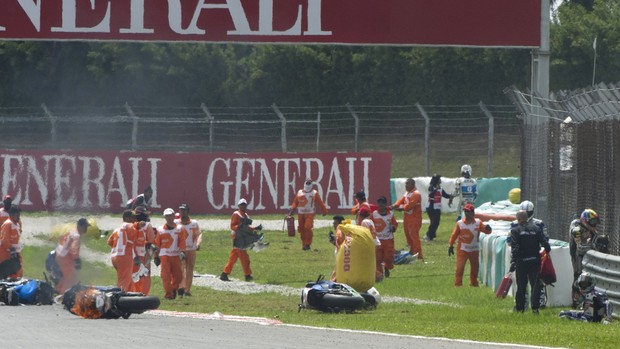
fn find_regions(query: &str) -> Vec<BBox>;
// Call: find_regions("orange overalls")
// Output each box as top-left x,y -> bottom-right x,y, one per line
175,217 -> 202,294
351,201 -> 371,222
448,217 -> 492,286
130,222 -> 156,294
223,210 -> 254,277
155,223 -> 187,299
0,219 -> 22,279
392,189 -> 424,259
291,189 -> 328,248
108,223 -> 137,291
54,230 -> 81,293
372,210 -> 398,280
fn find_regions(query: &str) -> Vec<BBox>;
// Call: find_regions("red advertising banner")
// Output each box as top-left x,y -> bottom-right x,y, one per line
0,149 -> 391,214
0,0 -> 540,47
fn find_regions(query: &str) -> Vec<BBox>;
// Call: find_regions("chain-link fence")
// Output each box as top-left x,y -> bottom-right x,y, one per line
506,82 -> 620,256
0,103 -> 520,178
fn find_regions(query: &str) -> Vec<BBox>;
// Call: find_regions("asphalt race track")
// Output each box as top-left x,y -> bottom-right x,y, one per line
0,304 -> 558,349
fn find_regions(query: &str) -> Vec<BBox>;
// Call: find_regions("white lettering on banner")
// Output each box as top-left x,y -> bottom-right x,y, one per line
147,158 -> 161,208
17,0 -> 41,32
80,156 -> 106,208
169,0 -> 330,36
51,0 -> 111,33
22,155 -> 49,205
0,151 -> 383,212
280,158 -> 301,209
255,0 -> 302,36
1,155 -> 25,203
305,0 -> 330,35
325,157 -> 346,207
0,153 -> 160,209
5,0 -> 331,37
206,158 -> 232,210
120,0 -> 154,34
106,157 -> 130,206
48,155 -> 78,208
233,158 -> 256,207
204,156 -> 370,210
255,159 -> 278,210
128,157 -> 142,199
302,157 -> 324,195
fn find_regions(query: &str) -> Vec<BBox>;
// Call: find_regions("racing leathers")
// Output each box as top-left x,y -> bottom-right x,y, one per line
453,177 -> 478,214
560,288 -> 613,323
569,219 -> 598,305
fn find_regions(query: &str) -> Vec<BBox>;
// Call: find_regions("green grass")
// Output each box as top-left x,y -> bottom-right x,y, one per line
20,244 -> 117,286
391,145 -> 520,178
20,212 -> 617,349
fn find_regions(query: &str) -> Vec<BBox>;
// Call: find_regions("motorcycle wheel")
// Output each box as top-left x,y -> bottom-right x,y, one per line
116,295 -> 160,315
322,293 -> 365,311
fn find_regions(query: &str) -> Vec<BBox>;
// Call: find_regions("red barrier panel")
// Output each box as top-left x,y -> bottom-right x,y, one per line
0,149 -> 391,214
0,0 -> 540,47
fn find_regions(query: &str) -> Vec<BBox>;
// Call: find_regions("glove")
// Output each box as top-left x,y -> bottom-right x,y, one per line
180,252 -> 186,261
154,256 -> 161,267
509,263 -> 516,273
255,224 -> 263,231
9,247 -> 19,259
328,231 -> 336,245
133,256 -> 141,265
485,224 -> 492,231
74,258 -> 81,270
448,246 -> 454,257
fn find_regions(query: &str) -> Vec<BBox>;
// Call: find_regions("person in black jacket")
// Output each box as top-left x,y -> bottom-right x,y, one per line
425,174 -> 453,242
509,210 -> 551,314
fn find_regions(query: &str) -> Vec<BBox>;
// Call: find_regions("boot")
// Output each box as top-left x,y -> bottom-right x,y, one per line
220,272 -> 230,281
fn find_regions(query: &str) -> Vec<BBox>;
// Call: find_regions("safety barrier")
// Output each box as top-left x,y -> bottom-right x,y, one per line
582,250 -> 620,319
390,177 -> 520,212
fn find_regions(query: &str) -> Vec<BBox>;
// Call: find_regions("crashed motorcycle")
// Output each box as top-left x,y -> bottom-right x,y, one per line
62,284 -> 160,319
299,275 -> 381,313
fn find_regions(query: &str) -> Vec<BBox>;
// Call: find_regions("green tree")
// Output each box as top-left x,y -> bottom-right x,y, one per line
551,0 -> 620,89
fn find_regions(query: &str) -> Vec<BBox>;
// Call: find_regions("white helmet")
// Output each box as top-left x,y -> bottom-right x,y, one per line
461,164 -> 472,178
520,200 -> 534,218
365,287 -> 381,305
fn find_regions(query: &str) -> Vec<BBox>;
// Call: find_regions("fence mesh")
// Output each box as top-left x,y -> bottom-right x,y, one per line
0,103 -> 520,179
506,82 -> 620,256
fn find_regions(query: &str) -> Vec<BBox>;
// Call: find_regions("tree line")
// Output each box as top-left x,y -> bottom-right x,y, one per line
0,1 -> 614,108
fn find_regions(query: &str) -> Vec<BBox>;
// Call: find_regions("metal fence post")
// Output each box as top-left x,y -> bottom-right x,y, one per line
41,104 -> 56,146
416,103 -> 430,176
201,103 -> 215,152
124,103 -> 138,151
346,103 -> 359,152
479,102 -> 494,177
316,111 -> 321,152
272,103 -> 287,152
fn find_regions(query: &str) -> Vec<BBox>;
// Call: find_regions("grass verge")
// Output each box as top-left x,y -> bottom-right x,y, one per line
19,213 -> 618,349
